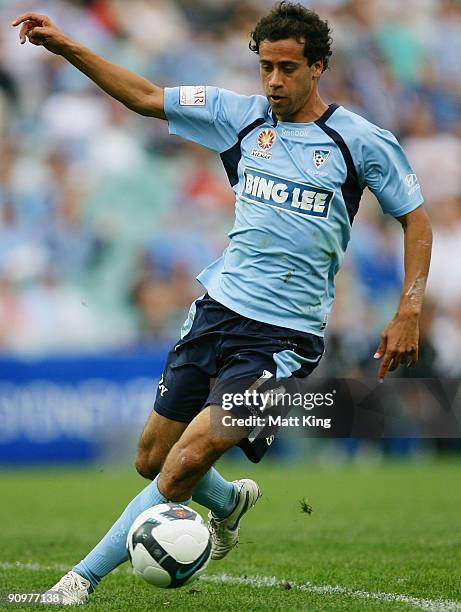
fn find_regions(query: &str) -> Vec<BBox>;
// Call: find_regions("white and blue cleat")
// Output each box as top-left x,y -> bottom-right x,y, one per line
41,570 -> 90,605
208,479 -> 261,560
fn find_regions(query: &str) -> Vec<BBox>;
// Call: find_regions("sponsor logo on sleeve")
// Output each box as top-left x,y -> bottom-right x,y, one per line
179,85 -> 206,106
252,128 -> 277,160
405,173 -> 421,196
241,168 -> 333,219
258,129 -> 277,150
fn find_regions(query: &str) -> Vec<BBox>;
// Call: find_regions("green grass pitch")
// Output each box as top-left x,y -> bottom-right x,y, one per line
1,458 -> 460,611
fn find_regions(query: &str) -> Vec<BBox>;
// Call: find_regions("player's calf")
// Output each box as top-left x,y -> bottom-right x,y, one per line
135,412 -> 188,480
134,449 -> 162,480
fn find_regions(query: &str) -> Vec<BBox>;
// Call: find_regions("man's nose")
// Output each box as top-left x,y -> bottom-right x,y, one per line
268,69 -> 283,88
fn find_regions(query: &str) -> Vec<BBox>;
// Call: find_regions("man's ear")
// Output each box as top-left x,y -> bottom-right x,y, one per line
311,59 -> 324,78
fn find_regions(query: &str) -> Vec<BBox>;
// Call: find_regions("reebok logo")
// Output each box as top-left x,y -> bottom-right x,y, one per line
281,127 -> 310,137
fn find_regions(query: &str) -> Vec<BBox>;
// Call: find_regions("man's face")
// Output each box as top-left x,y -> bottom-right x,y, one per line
259,38 -> 323,121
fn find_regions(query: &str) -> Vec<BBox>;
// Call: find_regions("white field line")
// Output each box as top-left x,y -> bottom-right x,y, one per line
1,562 -> 460,612
202,574 -> 461,612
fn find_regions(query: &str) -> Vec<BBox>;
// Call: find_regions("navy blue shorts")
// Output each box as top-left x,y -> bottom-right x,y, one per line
154,294 -> 324,462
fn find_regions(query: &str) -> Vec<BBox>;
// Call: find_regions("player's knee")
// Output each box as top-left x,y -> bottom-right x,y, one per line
176,447 -> 208,477
135,448 -> 162,480
160,447 -> 210,500
180,431 -> 230,467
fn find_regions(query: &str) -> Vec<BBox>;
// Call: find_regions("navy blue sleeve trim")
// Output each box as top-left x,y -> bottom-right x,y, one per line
315,105 -> 363,225
220,117 -> 266,187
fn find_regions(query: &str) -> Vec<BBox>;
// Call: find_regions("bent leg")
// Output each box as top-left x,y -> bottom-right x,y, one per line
136,410 -> 236,516
73,475 -> 167,590
135,411 -> 188,480
158,405 -> 245,501
73,414 -> 188,588
73,408 -> 238,589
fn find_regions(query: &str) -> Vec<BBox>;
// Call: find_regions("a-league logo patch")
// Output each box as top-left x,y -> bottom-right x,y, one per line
179,85 -> 206,106
313,149 -> 332,169
258,129 -> 277,151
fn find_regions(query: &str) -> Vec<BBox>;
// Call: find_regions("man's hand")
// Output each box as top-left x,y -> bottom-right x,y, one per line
12,12 -> 165,118
374,206 -> 432,383
374,312 -> 419,383
12,13 -> 69,55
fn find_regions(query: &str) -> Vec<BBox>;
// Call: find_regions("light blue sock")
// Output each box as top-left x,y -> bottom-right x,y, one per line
73,469 -> 236,591
192,467 -> 238,519
73,475 -> 168,590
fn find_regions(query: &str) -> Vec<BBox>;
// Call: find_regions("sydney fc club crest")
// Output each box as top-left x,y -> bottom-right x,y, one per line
258,129 -> 277,150
313,149 -> 331,169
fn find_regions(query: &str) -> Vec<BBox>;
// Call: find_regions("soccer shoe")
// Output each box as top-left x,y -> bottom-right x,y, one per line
208,478 -> 261,560
41,571 -> 90,605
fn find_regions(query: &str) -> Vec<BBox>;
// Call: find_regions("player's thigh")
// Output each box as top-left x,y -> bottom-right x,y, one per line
138,345 -> 214,478
136,411 -> 189,477
210,333 -> 324,462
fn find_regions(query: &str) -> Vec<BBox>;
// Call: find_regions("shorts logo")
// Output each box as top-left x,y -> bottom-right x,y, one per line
258,129 -> 277,151
179,85 -> 206,106
158,375 -> 169,397
242,168 -> 333,219
313,150 -> 332,169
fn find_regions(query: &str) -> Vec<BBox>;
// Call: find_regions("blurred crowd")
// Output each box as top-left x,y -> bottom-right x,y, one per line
0,0 -> 460,377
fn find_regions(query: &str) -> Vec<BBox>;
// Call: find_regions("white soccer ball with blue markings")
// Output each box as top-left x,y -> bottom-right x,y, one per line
126,503 -> 212,589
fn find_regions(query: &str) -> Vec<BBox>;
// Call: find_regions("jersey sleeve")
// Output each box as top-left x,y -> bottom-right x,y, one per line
363,126 -> 424,217
164,86 -> 267,153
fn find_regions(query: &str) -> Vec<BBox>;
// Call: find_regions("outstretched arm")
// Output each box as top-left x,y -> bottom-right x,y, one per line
12,12 -> 166,119
374,205 -> 433,382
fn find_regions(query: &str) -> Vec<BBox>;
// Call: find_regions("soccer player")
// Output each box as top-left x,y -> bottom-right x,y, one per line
14,2 -> 432,604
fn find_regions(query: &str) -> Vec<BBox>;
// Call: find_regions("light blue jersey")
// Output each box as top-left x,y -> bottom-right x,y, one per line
164,86 -> 424,336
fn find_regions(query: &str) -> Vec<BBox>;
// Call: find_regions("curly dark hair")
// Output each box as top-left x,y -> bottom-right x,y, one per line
249,2 -> 333,72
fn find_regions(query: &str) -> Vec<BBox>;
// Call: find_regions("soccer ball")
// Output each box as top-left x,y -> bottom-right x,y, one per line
126,503 -> 212,589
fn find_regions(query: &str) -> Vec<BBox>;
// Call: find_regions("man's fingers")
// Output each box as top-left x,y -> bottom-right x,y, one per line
26,29 -> 42,46
12,12 -> 49,27
13,13 -> 52,46
19,22 -> 34,44
387,353 -> 401,372
374,336 -> 387,360
19,25 -> 51,47
11,14 -> 30,27
398,349 -> 418,368
379,349 -> 418,380
378,353 -> 393,383
405,349 -> 418,368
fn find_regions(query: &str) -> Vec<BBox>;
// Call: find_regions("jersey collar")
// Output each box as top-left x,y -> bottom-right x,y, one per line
268,103 -> 339,127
